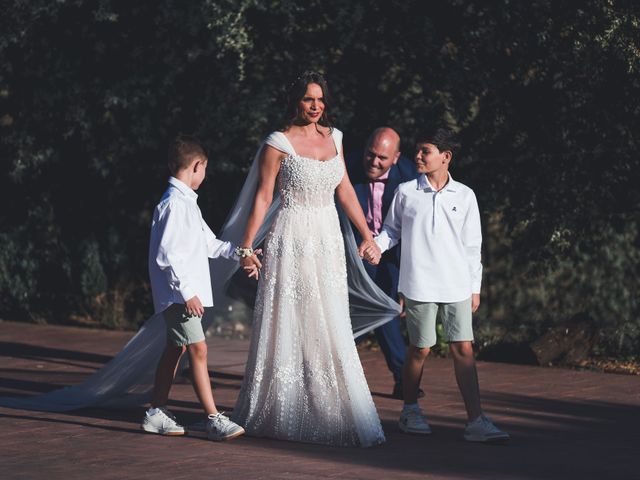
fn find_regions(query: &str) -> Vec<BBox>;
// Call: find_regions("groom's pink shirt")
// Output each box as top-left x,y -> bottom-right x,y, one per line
366,169 -> 390,236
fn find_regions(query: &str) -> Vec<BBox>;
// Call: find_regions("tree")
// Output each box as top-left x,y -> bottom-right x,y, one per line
1,0 -> 638,357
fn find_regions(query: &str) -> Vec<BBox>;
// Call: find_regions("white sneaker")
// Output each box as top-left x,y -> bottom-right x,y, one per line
206,412 -> 245,441
398,408 -> 432,435
141,407 -> 186,436
464,414 -> 510,442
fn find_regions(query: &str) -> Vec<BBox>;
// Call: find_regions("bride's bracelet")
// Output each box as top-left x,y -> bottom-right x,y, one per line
235,246 -> 254,259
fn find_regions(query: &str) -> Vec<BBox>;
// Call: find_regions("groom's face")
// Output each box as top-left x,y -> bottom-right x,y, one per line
362,134 -> 400,181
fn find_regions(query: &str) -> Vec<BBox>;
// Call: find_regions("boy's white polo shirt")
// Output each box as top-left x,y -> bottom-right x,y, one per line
375,173 -> 482,303
148,177 -> 236,314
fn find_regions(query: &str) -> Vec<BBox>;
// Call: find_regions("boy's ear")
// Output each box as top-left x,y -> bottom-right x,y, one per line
443,150 -> 452,164
192,158 -> 204,172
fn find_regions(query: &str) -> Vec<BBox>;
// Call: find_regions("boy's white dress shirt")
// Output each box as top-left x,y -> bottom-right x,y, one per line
375,173 -> 482,303
148,177 -> 236,314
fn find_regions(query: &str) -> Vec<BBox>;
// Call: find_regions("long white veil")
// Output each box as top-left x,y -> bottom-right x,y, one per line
0,131 -> 400,412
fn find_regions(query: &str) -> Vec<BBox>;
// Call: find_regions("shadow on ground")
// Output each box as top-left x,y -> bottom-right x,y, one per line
1,386 -> 637,479
1,324 -> 638,480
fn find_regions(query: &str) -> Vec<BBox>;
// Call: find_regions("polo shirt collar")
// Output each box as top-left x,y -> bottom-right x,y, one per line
168,176 -> 198,200
417,172 -> 458,193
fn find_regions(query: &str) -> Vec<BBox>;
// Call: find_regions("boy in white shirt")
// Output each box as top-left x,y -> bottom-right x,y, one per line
142,135 -> 245,441
375,128 -> 509,442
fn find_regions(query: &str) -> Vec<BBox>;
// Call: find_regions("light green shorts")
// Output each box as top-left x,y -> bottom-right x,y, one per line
162,303 -> 206,346
404,297 -> 474,348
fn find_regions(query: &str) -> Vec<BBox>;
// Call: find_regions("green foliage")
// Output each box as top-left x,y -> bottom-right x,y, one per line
1,1 -> 638,358
0,228 -> 39,317
79,238 -> 107,301
479,214 -> 640,357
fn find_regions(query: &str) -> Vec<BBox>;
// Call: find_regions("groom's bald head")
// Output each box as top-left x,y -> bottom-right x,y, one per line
362,127 -> 401,181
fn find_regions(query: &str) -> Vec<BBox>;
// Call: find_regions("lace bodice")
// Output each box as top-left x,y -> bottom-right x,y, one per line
278,154 -> 344,210
259,129 -> 344,210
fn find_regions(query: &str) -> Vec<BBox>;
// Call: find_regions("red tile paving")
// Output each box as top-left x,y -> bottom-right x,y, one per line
0,320 -> 638,480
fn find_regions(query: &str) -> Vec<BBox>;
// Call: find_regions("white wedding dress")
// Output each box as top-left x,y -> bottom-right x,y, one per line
232,129 -> 385,447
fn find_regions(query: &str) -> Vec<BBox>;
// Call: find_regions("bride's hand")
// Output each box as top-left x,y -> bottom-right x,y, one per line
240,249 -> 263,280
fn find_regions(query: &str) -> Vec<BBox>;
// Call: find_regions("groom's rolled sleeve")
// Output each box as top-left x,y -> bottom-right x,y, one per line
462,191 -> 483,294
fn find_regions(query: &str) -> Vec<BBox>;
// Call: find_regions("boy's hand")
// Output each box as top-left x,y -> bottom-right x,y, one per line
185,296 -> 204,317
471,293 -> 480,313
398,294 -> 406,318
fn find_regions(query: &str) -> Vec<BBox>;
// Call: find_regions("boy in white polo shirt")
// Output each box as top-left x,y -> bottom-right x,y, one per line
375,128 -> 509,442
142,135 -> 245,441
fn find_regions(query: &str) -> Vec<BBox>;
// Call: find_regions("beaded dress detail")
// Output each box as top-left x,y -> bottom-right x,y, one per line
232,129 -> 385,447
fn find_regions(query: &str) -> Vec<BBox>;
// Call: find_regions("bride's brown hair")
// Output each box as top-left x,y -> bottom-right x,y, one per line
280,70 -> 333,134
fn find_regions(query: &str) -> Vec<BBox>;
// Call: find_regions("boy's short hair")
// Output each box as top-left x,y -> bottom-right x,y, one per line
416,128 -> 461,157
167,135 -> 207,176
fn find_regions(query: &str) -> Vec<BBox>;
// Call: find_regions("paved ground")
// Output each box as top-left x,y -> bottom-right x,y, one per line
0,320 -> 638,480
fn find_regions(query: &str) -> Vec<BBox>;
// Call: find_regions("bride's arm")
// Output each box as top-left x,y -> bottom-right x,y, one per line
335,149 -> 381,264
239,145 -> 282,275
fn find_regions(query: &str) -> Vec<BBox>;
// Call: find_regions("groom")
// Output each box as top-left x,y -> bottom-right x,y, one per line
347,127 -> 420,399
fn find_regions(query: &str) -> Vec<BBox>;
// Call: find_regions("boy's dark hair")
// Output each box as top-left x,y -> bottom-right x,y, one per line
416,128 -> 461,157
167,135 -> 207,176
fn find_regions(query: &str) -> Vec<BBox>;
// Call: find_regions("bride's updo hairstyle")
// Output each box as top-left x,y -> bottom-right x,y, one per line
281,70 -> 333,133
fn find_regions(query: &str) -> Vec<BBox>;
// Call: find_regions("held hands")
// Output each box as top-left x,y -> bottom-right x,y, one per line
240,248 -> 263,280
358,239 -> 381,265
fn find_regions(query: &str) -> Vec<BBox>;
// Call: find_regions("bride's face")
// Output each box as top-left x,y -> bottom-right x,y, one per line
297,83 -> 325,124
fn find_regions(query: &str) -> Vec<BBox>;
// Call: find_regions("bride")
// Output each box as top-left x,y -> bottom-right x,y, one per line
0,73 -> 399,436
231,71 -> 386,447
